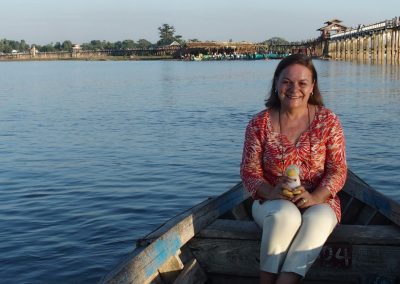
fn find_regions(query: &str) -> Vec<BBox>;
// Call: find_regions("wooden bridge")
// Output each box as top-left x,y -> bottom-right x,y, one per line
324,17 -> 400,63
176,17 -> 400,63
2,17 -> 399,63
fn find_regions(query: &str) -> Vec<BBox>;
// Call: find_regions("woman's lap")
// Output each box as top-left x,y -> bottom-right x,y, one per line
252,200 -> 338,276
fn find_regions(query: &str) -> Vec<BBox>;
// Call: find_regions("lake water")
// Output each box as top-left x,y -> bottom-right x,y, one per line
0,60 -> 399,283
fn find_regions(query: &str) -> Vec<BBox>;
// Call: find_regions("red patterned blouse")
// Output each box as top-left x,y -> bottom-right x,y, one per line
240,106 -> 347,222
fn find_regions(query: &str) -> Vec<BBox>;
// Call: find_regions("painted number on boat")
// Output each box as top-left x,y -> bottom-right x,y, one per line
318,245 -> 352,268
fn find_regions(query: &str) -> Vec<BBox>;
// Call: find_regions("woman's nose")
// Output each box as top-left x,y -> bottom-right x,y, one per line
288,82 -> 300,91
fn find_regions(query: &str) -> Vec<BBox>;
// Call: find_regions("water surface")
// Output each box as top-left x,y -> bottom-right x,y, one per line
0,60 -> 399,283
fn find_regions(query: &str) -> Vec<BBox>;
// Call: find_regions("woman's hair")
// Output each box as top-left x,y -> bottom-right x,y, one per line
265,54 -> 324,108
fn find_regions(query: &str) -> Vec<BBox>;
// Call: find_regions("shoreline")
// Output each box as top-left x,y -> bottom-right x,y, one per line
0,55 -> 175,62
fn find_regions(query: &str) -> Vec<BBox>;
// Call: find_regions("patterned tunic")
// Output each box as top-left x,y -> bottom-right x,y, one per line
240,106 -> 347,222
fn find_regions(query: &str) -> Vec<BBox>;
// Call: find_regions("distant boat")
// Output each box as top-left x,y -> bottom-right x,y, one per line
100,169 -> 400,284
266,53 -> 291,59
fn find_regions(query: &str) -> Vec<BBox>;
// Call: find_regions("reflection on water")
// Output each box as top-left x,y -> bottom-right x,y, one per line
0,60 -> 399,283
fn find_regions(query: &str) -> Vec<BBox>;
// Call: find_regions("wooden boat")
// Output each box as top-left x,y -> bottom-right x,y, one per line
100,170 -> 400,284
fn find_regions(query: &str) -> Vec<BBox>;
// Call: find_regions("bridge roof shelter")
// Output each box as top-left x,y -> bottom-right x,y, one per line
318,19 -> 347,38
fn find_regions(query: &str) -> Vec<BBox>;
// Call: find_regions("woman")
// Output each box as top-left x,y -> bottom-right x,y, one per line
240,54 -> 347,284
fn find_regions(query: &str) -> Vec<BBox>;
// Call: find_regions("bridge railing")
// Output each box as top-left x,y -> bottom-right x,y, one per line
330,17 -> 400,40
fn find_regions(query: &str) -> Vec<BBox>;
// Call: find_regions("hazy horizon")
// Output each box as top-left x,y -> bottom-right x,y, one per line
1,0 -> 399,45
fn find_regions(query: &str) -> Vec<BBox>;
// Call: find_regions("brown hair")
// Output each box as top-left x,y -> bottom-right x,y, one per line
265,54 -> 324,109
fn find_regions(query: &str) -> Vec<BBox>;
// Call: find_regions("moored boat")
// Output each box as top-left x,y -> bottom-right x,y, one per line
100,170 -> 400,284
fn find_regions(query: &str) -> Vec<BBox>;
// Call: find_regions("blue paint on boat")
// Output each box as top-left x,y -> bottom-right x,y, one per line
144,234 -> 182,279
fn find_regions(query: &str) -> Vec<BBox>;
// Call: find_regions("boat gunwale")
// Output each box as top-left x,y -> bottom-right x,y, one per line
100,182 -> 249,283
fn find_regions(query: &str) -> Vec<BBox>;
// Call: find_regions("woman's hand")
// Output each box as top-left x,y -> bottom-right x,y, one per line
291,186 -> 319,209
256,176 -> 294,202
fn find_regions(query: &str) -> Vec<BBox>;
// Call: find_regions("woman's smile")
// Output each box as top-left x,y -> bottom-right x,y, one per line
284,94 -> 304,100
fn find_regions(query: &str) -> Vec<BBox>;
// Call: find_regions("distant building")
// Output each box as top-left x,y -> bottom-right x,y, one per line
30,45 -> 37,56
318,19 -> 347,39
72,44 -> 81,51
169,41 -> 181,47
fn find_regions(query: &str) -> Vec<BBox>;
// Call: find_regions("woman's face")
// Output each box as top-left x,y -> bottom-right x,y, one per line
276,64 -> 315,110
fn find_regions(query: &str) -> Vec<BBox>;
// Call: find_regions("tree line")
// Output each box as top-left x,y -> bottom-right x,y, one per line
1,24 -> 289,54
0,38 -> 155,53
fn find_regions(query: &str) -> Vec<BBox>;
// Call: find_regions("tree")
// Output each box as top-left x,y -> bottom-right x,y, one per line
18,40 -> 30,52
157,24 -> 177,46
39,44 -> 56,52
62,40 -> 72,51
90,40 -> 104,50
263,37 -> 289,46
114,41 -> 123,50
103,41 -> 114,50
121,39 -> 136,50
137,39 -> 152,49
54,42 -> 62,50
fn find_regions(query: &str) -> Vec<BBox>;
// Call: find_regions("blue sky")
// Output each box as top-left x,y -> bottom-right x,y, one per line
1,0 -> 399,44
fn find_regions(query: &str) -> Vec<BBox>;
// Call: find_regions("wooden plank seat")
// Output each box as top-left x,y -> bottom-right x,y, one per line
189,219 -> 400,283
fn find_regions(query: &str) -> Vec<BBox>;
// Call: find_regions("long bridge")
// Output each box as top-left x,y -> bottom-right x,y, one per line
177,17 -> 400,63
176,16 -> 400,63
1,17 -> 399,63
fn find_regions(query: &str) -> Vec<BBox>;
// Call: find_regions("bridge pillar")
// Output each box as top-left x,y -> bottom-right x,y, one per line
350,37 -> 354,60
335,40 -> 339,59
395,28 -> 399,63
358,36 -> 363,62
379,31 -> 384,62
342,39 -> 346,60
392,28 -> 396,63
363,36 -> 369,62
387,30 -> 392,63
348,38 -> 352,60
328,40 -> 334,58
371,34 -> 376,62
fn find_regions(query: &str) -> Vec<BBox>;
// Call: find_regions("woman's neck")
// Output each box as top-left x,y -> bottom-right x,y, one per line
280,104 -> 310,120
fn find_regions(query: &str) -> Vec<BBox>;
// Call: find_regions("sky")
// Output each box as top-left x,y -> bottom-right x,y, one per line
1,0 -> 399,45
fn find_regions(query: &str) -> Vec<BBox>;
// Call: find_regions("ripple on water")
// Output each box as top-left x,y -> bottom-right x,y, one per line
0,60 -> 399,283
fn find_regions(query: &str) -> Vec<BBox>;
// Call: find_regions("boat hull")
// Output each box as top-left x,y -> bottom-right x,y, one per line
100,170 -> 400,284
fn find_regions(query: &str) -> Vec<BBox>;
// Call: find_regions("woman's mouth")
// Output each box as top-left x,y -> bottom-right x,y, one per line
285,94 -> 303,99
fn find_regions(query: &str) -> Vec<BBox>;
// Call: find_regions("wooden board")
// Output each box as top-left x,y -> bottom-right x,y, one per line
198,219 -> 400,245
191,219 -> 400,281
344,170 -> 400,226
189,237 -> 400,280
158,253 -> 184,283
189,238 -> 260,277
173,258 -> 207,284
100,182 -> 249,284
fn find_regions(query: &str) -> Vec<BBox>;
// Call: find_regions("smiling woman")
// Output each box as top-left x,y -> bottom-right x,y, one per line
240,54 -> 347,283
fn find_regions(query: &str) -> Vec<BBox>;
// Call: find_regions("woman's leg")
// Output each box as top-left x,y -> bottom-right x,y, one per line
281,203 -> 338,278
252,200 -> 302,276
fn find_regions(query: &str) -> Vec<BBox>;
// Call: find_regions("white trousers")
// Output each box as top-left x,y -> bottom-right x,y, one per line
252,199 -> 338,277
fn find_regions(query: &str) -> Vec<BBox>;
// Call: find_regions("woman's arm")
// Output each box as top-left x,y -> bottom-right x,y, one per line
317,115 -> 347,200
240,117 -> 287,200
294,114 -> 347,206
240,118 -> 266,199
